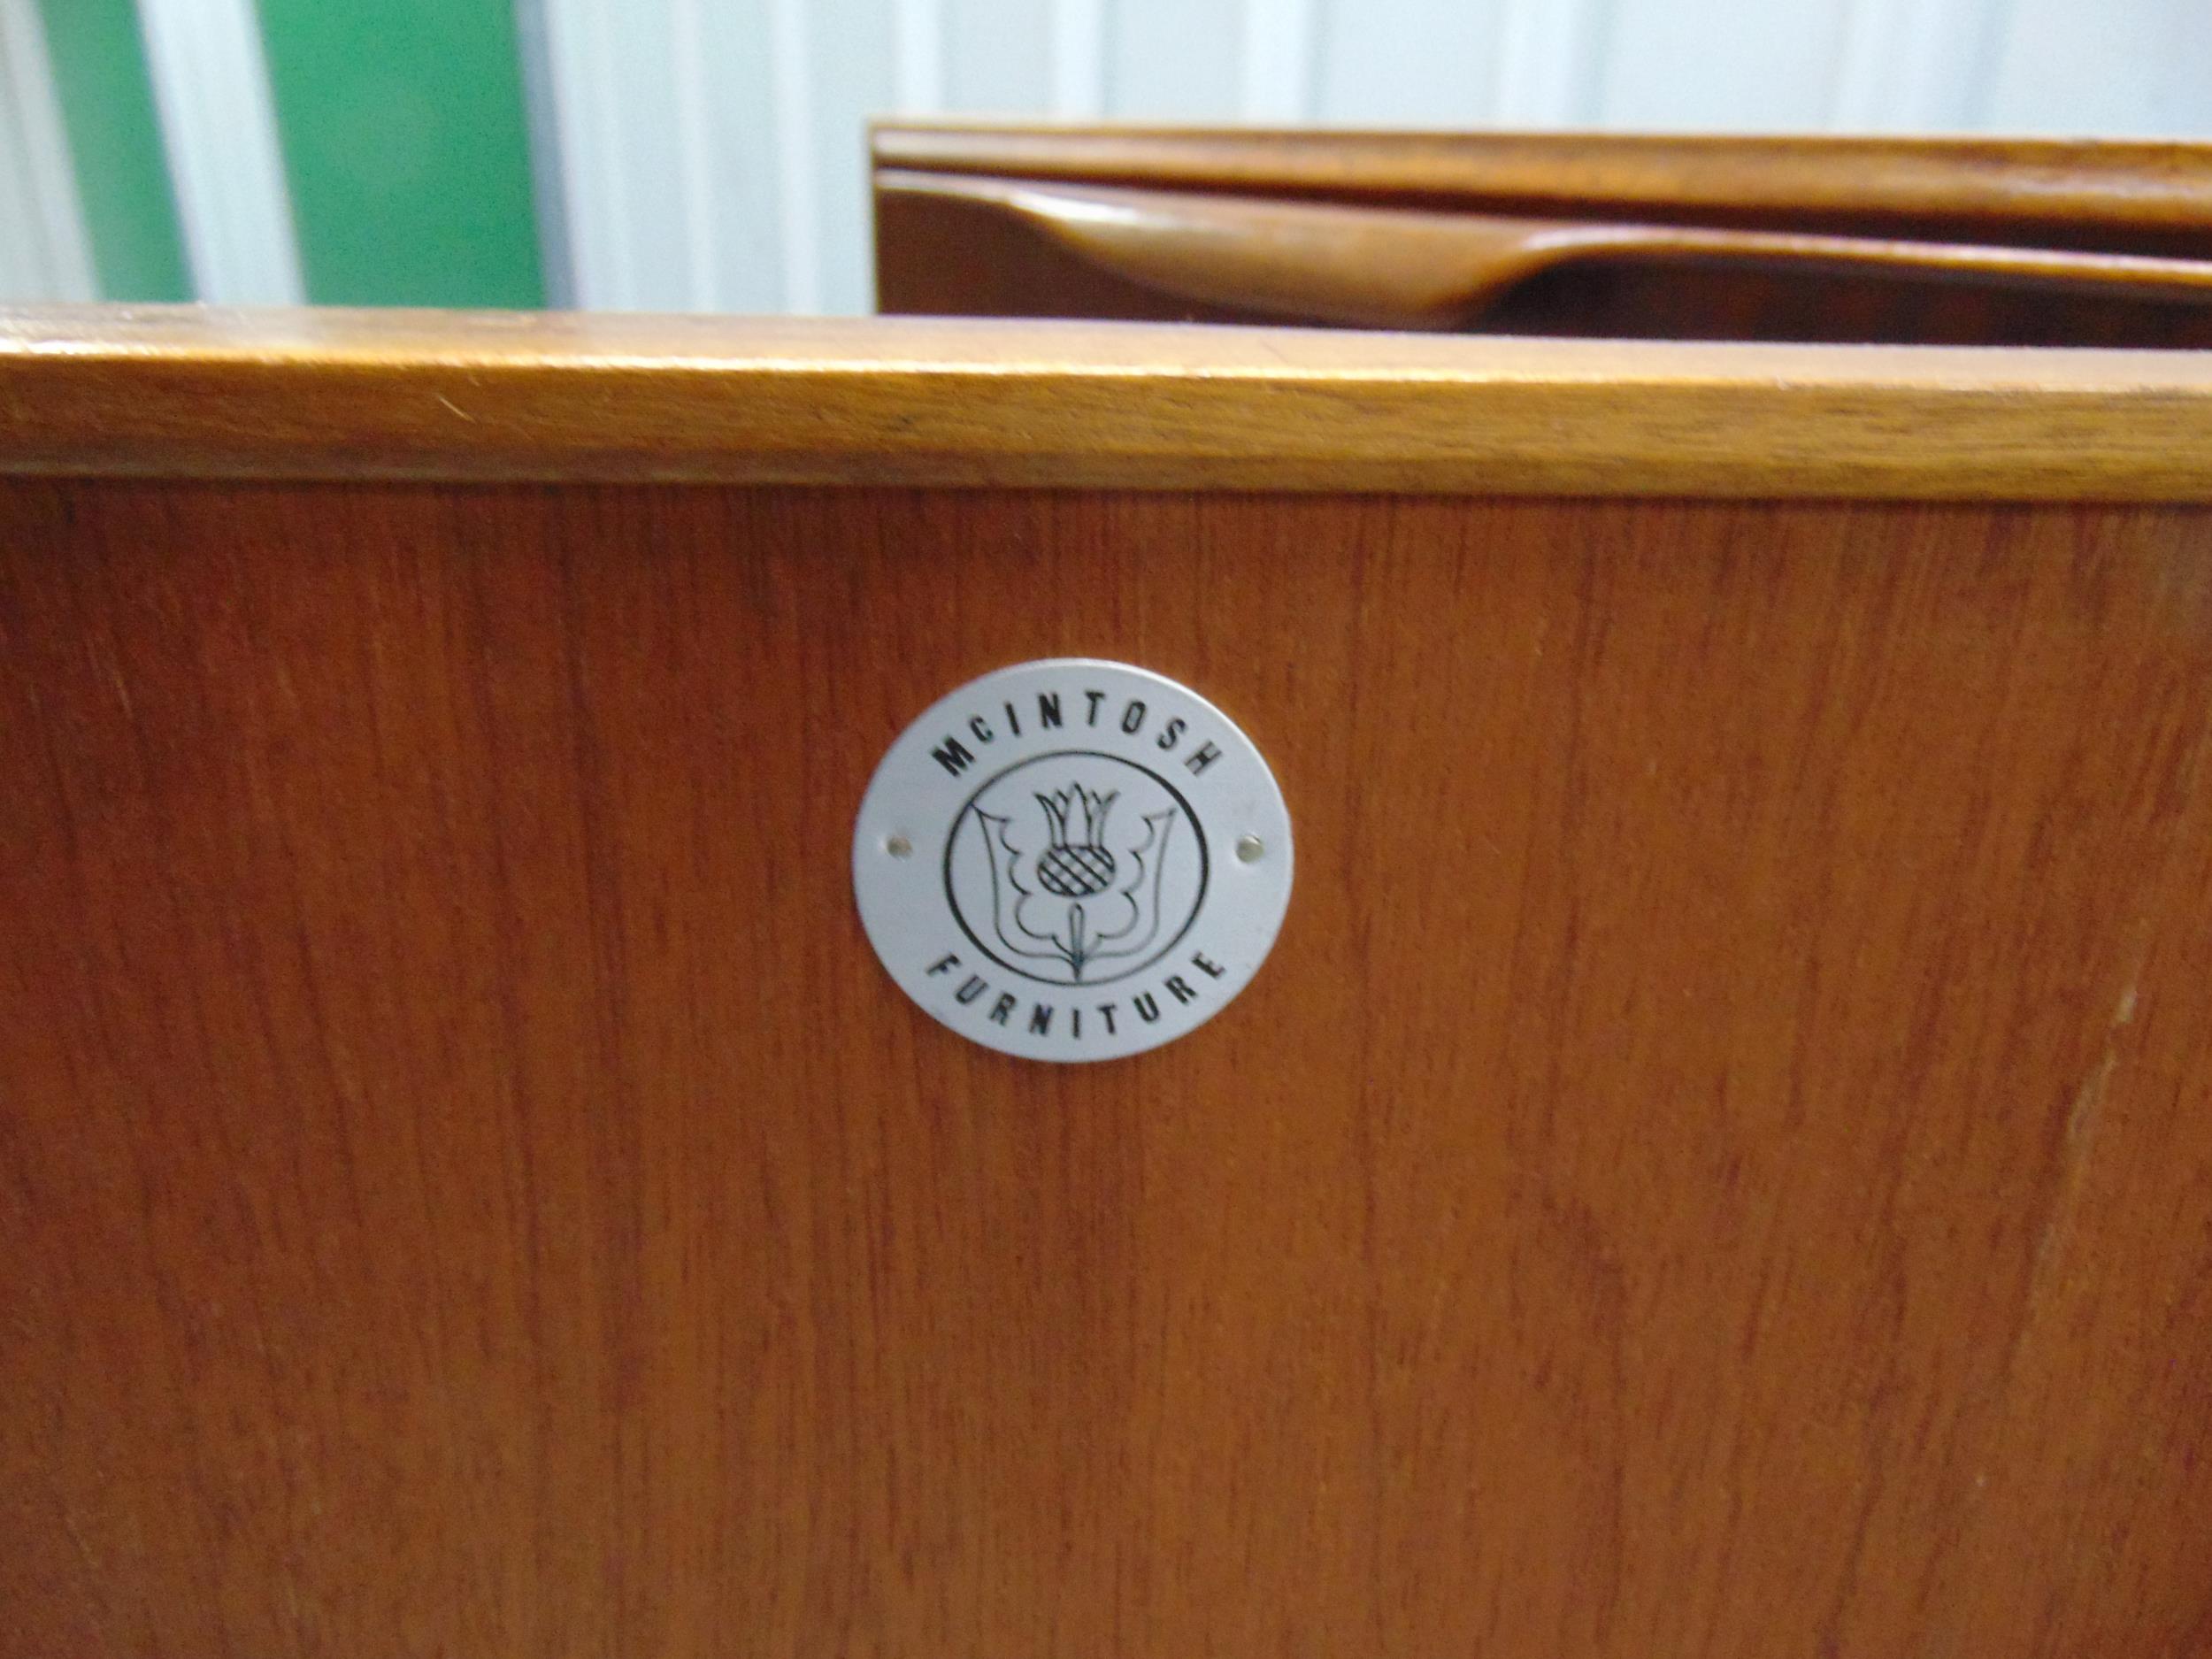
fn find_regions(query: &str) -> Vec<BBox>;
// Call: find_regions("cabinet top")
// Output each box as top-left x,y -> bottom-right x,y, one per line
6,304 -> 2212,501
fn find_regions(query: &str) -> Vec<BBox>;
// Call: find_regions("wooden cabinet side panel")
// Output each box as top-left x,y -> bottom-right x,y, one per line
3,480 -> 2209,1656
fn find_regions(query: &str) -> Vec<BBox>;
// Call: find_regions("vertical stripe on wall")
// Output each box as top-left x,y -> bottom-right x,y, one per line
510,0 -> 576,305
794,0 -> 895,315
893,0 -> 946,112
1978,0 -> 2212,136
0,0 -> 96,301
30,0 -> 186,299
136,0 -> 303,303
536,0 -> 641,308
1493,0 -> 1604,124
255,0 -> 544,306
1110,0 -> 1240,118
1049,0 -> 1107,118
944,0 -> 1053,114
1314,0 -> 1497,127
669,0 -> 723,309
1827,0 -> 2008,130
1239,0 -> 1317,121
766,0 -> 823,311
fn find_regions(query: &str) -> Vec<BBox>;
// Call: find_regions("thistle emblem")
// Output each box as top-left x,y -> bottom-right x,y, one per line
977,780 -> 1176,981
1034,785 -> 1120,896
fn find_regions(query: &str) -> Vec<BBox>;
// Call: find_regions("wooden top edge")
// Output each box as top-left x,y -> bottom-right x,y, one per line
5,304 -> 2212,501
870,119 -> 2212,160
869,124 -> 2212,229
868,122 -> 2212,177
22,302 -> 2212,380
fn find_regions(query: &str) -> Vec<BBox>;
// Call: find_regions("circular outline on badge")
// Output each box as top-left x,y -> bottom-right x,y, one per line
852,656 -> 1294,1064
941,746 -> 1213,990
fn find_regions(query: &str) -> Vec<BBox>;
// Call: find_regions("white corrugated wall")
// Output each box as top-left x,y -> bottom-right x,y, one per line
528,0 -> 2212,313
4,0 -> 2212,310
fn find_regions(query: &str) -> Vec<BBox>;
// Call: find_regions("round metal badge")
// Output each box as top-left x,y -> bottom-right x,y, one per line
853,659 -> 1293,1063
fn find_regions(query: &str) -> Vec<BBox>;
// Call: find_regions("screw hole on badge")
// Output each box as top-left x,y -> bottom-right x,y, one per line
885,833 -> 913,859
1236,834 -> 1265,864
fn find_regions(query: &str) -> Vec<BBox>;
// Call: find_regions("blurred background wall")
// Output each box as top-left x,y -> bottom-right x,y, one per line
4,0 -> 2209,313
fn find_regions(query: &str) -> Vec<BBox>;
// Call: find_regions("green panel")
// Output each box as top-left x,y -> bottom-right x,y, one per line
35,0 -> 189,301
255,0 -> 544,307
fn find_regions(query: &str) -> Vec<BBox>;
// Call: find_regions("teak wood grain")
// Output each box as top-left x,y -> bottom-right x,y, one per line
872,125 -> 2212,250
11,307 -> 2212,497
876,168 -> 2212,336
872,129 -> 2212,344
5,472 -> 2212,1656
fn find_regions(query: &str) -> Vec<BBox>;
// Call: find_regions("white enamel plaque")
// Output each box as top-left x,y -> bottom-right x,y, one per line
853,659 -> 1294,1063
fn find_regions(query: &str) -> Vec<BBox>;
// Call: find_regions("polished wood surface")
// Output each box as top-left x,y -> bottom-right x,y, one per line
874,125 -> 2212,250
11,306 -> 2212,496
879,169 -> 2212,332
6,473 -> 2212,1655
872,127 -> 2212,343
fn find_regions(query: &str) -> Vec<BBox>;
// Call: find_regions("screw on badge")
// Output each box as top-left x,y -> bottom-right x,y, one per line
852,660 -> 1293,1064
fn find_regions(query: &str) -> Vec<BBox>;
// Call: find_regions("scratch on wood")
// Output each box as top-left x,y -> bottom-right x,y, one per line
2036,976 -> 2144,1282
